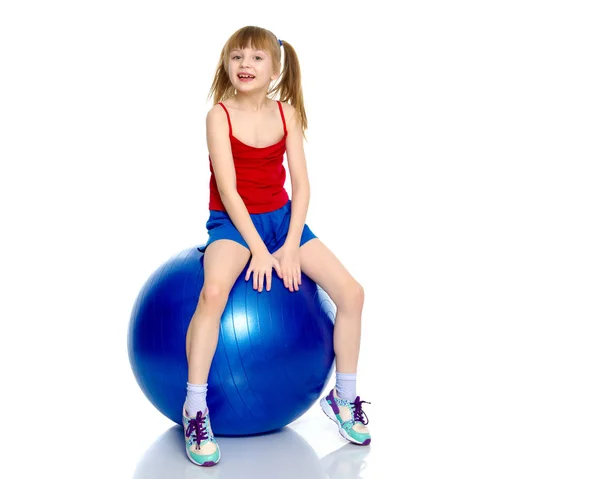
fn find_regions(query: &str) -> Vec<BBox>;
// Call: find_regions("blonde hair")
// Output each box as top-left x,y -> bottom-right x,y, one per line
207,26 -> 307,135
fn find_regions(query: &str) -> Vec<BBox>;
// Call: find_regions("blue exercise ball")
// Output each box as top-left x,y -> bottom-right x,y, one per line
128,245 -> 336,436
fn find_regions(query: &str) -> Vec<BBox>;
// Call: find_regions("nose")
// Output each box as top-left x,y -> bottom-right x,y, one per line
240,55 -> 251,68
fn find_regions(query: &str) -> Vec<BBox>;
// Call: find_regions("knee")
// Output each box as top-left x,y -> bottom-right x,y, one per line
198,283 -> 230,311
338,280 -> 365,313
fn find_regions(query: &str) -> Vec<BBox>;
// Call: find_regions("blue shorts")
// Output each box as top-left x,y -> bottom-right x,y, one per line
199,200 -> 317,254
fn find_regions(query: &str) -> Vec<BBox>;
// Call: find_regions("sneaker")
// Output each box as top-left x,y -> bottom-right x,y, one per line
319,389 -> 371,445
182,404 -> 220,466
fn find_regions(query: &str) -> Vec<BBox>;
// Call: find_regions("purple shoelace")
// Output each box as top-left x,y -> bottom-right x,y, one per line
352,396 -> 371,425
186,411 -> 209,448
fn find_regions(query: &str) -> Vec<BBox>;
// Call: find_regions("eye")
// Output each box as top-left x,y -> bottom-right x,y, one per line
232,55 -> 241,60
254,56 -> 263,61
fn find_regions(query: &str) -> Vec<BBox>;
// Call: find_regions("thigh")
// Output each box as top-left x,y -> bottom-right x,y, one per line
299,238 -> 359,305
203,239 -> 251,290
199,210 -> 251,253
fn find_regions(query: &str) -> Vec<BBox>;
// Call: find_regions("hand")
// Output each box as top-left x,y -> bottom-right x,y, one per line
245,248 -> 283,292
272,244 -> 302,292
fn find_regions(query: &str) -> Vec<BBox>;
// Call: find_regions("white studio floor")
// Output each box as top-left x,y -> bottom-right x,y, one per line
76,361 -> 598,479
132,399 -> 376,479
117,367 -> 389,478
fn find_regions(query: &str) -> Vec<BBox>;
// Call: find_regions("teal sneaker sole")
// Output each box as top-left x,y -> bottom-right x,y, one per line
185,446 -> 220,467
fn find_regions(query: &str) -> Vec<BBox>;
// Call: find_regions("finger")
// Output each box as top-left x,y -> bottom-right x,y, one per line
293,274 -> 299,292
266,270 -> 272,291
258,271 -> 264,293
287,272 -> 293,292
274,260 -> 283,279
297,268 -> 302,285
245,266 -> 251,281
253,270 -> 258,290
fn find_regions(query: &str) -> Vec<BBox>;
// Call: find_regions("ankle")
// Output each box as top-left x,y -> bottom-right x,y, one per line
186,382 -> 208,416
335,372 -> 357,400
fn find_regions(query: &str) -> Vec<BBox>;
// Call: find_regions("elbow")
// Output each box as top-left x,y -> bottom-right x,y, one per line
217,186 -> 239,204
292,181 -> 310,197
215,178 -> 238,200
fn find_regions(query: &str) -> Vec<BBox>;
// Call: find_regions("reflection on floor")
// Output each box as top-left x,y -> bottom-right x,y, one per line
133,423 -> 370,479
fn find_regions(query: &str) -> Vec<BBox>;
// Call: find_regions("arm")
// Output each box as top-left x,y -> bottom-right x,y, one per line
206,106 -> 269,256
283,103 -> 310,247
272,103 -> 309,292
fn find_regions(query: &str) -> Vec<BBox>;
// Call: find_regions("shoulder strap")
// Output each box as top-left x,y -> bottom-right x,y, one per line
277,100 -> 287,135
218,102 -> 232,136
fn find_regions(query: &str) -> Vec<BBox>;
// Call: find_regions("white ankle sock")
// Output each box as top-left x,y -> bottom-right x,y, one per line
186,382 -> 208,416
335,372 -> 357,400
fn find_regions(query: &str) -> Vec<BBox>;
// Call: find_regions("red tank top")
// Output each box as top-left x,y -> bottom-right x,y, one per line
208,101 -> 290,214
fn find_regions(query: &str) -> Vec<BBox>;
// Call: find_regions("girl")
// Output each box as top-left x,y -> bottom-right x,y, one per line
183,25 -> 371,467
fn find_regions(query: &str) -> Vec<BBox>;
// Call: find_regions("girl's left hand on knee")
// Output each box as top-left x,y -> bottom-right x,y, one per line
272,244 -> 302,292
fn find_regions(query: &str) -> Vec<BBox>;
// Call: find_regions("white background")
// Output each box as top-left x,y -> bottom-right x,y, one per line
1,1 -> 599,477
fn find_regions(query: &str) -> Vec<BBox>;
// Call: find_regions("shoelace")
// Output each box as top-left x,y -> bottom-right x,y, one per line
186,411 -> 209,448
351,396 -> 371,425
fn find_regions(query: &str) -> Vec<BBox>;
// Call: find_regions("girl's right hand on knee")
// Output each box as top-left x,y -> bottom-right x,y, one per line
245,248 -> 283,292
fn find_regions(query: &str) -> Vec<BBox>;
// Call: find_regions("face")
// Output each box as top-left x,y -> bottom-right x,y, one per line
228,44 -> 279,92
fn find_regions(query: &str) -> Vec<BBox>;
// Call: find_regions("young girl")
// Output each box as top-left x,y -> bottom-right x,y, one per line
183,25 -> 371,467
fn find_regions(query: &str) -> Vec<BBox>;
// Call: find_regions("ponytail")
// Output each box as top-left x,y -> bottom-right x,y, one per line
270,40 -> 308,137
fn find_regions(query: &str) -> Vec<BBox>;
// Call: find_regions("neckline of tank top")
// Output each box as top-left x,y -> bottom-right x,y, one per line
230,132 -> 287,150
219,100 -> 287,150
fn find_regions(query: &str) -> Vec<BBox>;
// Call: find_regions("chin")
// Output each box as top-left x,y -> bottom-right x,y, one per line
237,86 -> 266,95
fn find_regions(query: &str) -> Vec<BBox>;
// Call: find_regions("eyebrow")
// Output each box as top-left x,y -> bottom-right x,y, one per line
231,48 -> 266,54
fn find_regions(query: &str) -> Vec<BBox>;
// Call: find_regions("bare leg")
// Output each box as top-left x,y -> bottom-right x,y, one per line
182,240 -> 250,464
298,239 -> 365,374
300,239 -> 370,441
186,240 -> 251,384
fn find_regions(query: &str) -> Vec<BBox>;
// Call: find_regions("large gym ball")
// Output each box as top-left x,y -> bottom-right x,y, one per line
128,245 -> 336,436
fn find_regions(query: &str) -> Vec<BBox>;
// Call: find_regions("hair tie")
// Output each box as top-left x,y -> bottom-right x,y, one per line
278,39 -> 283,47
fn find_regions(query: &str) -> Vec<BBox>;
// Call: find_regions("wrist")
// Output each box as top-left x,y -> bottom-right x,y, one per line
283,240 -> 300,250
251,244 -> 270,256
